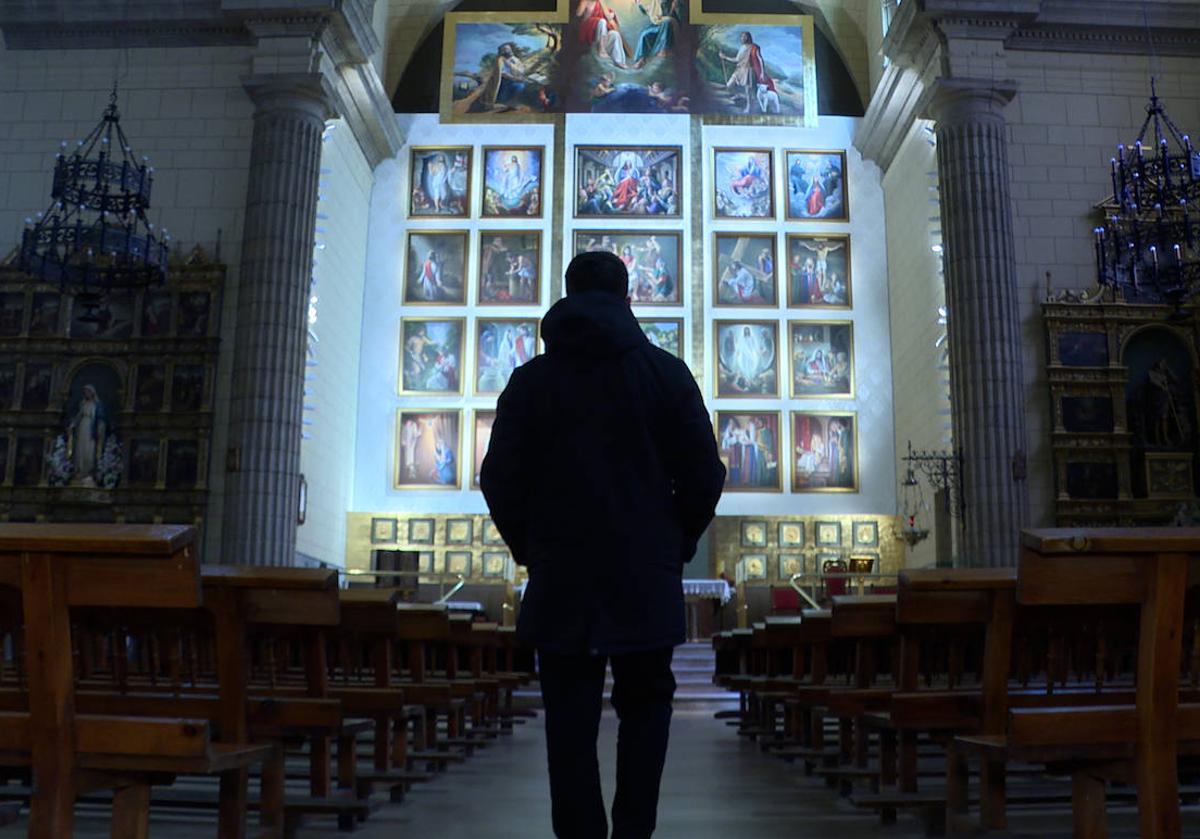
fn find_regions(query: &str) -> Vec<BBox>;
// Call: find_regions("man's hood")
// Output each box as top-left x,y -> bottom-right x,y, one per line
541,291 -> 648,360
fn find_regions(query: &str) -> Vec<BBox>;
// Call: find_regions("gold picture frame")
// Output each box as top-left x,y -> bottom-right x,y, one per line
636,318 -> 685,358
792,411 -> 859,493
783,149 -> 848,222
778,521 -> 805,548
408,146 -> 472,218
394,409 -> 463,491
711,147 -> 775,220
785,233 -> 852,309
713,232 -> 778,307
714,319 -> 780,398
403,230 -> 470,306
573,145 -> 683,219
477,230 -> 543,306
446,550 -> 473,577
398,317 -> 466,396
475,318 -> 540,395
471,409 -> 497,491
714,410 -> 784,493
481,145 -> 546,218
572,230 -> 684,306
446,518 -> 474,545
788,320 -> 855,399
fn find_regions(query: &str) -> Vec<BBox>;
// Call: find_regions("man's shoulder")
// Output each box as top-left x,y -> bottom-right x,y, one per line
637,344 -> 696,387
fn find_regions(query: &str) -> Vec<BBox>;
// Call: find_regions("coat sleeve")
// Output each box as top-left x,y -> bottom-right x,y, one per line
667,367 -> 726,561
479,367 -> 533,564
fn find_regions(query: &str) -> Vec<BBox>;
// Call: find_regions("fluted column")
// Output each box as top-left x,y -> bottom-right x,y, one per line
222,74 -> 334,566
927,78 -> 1029,567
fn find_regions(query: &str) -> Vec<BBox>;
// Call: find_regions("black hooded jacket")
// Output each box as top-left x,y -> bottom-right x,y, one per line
480,291 -> 726,654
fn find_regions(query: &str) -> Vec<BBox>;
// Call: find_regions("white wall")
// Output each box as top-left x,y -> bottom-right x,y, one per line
1003,52 -> 1200,523
354,113 -> 896,520
296,119 -> 374,565
0,43 -> 256,561
882,119 -> 950,567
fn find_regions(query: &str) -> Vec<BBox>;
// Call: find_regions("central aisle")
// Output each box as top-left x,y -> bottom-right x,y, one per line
333,710 -> 926,839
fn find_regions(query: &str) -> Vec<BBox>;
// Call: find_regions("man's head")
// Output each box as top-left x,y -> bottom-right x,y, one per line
565,251 -> 628,298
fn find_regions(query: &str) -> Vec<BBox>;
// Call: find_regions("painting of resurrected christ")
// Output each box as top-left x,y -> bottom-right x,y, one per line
409,147 -> 471,217
575,146 -> 681,217
715,320 -> 778,397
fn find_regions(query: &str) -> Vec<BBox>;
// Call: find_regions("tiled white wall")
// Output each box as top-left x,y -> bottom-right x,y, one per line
882,120 -> 950,568
0,44 -> 257,562
297,120 -> 374,566
1003,53 -> 1200,523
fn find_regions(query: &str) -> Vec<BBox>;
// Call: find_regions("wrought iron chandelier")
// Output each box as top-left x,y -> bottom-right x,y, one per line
18,84 -> 169,295
1095,78 -> 1200,308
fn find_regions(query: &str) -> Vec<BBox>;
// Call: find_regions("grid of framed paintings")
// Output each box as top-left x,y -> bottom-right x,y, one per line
706,143 -> 859,496
399,140 -> 549,492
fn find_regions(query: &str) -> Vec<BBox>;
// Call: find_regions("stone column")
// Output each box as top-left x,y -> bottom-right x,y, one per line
926,78 -> 1029,567
222,73 -> 334,566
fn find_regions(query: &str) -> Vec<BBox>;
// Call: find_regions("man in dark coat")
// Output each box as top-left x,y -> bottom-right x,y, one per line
481,251 -> 725,838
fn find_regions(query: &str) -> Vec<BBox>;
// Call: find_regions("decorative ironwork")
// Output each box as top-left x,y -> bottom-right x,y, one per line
903,440 -> 964,519
18,84 -> 169,298
1095,78 -> 1200,309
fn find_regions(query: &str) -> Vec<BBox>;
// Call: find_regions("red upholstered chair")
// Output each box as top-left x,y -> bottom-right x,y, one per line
770,585 -> 802,613
822,559 -> 848,599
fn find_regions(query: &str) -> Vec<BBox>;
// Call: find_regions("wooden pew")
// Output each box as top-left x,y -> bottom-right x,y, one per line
0,523 -> 282,839
949,528 -> 1200,838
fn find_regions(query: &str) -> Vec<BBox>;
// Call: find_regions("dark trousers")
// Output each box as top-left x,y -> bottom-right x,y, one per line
537,647 -> 676,839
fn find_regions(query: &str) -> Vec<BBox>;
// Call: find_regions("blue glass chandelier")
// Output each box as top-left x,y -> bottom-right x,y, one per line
1095,79 -> 1200,308
18,85 -> 169,294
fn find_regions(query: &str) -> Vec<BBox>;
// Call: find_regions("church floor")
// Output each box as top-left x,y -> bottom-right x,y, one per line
1,710 -> 1195,837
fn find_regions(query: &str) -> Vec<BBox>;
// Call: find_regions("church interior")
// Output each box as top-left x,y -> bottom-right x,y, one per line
1,0 -> 1200,836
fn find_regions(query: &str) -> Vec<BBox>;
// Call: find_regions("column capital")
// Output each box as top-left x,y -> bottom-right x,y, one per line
242,71 -> 338,122
921,76 -> 1017,127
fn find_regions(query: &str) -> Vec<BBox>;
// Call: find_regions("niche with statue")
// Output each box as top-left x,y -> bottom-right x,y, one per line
0,246 -> 223,528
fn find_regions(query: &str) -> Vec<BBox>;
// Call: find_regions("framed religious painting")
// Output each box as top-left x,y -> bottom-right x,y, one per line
637,318 -> 683,358
475,319 -> 539,395
574,146 -> 682,218
446,518 -> 474,545
714,410 -> 782,492
477,231 -> 542,305
481,517 -> 505,545
714,320 -> 779,397
740,520 -> 768,548
784,149 -> 848,222
713,233 -> 777,306
789,321 -> 854,398
786,233 -> 851,309
814,520 -> 842,547
21,363 -> 52,411
127,438 -> 161,487
446,551 -> 473,577
792,411 -> 858,493
737,554 -> 768,581
409,146 -> 471,217
0,363 -> 15,410
481,550 -> 512,578
691,18 -> 817,123
370,517 -> 398,544
443,19 -> 564,120
171,365 -> 206,412
408,518 -> 435,545
573,230 -> 682,305
778,521 -> 804,548
399,317 -> 465,396
134,364 -> 166,412
404,231 -> 468,305
69,294 -> 134,339
164,439 -> 199,490
712,148 -> 774,220
139,291 -> 171,337
0,293 -> 23,336
852,520 -> 879,548
178,291 -> 212,337
471,410 -> 496,490
779,554 -> 804,579
482,146 -> 544,218
29,292 -> 62,337
394,409 -> 462,490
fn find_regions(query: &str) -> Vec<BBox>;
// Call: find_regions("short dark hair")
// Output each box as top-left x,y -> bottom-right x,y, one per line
565,251 -> 628,297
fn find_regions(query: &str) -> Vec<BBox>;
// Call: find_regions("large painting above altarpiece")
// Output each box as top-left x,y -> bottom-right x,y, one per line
441,1 -> 816,124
